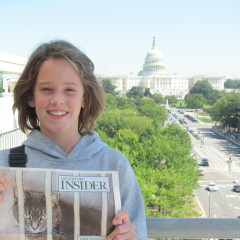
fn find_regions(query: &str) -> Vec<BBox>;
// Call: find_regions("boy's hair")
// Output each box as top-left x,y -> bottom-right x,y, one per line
13,40 -> 105,135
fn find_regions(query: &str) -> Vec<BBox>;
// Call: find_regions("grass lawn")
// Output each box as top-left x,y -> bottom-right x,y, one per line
197,117 -> 219,124
175,100 -> 186,108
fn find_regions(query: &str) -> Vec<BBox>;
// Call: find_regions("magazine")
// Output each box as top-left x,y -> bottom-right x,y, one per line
0,167 -> 121,240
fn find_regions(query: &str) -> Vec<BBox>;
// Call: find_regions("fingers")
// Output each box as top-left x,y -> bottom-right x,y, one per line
0,176 -> 8,190
106,210 -> 137,240
107,222 -> 137,240
0,176 -> 8,203
112,210 -> 130,225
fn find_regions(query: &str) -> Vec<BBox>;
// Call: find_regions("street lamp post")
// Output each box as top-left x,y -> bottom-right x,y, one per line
227,156 -> 232,172
209,190 -> 211,218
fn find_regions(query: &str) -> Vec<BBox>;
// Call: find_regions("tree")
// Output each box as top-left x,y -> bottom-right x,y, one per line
101,79 -> 116,95
95,108 -> 153,137
113,129 -> 139,165
152,93 -> 164,104
94,109 -> 125,138
135,124 -> 199,218
224,79 -> 240,89
137,103 -> 167,124
185,93 -> 207,110
104,93 -> 117,110
210,92 -> 240,128
189,79 -> 218,105
126,86 -> 144,99
116,96 -> 136,110
144,88 -> 152,97
95,95 -> 200,219
207,89 -> 225,105
164,95 -> 177,105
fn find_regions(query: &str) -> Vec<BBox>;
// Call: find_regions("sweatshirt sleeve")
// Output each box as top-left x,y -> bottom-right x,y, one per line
118,155 -> 148,240
0,149 -> 10,167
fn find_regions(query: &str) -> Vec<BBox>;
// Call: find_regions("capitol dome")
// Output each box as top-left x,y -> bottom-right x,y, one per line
138,37 -> 166,76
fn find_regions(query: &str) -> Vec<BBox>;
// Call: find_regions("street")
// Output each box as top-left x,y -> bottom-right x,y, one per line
169,109 -> 240,218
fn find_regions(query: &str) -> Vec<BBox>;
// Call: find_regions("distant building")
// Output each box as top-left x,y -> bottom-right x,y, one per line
189,75 -> 225,91
1,39 -> 226,99
0,51 -> 27,96
98,37 -> 189,99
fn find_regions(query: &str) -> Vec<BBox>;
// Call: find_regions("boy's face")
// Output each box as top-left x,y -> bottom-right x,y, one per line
28,58 -> 84,139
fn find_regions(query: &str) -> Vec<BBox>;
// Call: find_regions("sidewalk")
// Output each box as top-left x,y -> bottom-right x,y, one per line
211,125 -> 240,147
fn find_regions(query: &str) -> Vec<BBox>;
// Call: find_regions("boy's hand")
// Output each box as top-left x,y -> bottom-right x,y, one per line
106,210 -> 137,240
0,176 -> 8,202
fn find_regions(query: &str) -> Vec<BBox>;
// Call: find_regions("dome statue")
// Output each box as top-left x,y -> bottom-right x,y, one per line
138,37 -> 166,76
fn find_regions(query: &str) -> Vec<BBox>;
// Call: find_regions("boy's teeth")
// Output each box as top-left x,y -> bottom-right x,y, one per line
49,111 -> 66,116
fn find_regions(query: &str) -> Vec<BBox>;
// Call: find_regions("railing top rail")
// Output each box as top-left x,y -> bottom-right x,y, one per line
0,128 -> 23,137
147,218 -> 240,239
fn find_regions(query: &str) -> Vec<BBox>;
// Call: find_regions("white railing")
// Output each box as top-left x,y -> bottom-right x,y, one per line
146,218 -> 240,239
0,128 -> 27,150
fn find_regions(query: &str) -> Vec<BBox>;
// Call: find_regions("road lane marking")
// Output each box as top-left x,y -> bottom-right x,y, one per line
226,195 -> 237,198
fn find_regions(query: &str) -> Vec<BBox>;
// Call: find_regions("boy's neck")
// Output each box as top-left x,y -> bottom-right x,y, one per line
41,131 -> 81,155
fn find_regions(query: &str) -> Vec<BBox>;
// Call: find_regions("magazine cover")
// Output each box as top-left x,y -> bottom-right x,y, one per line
0,167 -> 121,240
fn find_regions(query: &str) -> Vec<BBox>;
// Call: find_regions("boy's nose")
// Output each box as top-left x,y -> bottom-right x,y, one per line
50,92 -> 64,105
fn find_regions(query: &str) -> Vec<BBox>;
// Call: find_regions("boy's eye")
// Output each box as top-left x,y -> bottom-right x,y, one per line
65,88 -> 74,92
41,88 -> 51,91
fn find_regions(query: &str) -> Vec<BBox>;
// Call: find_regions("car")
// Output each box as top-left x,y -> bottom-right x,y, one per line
196,133 -> 202,140
201,158 -> 209,166
208,182 -> 218,191
233,185 -> 240,192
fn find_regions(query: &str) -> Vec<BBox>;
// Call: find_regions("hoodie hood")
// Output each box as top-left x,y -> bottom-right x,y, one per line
23,130 -> 107,162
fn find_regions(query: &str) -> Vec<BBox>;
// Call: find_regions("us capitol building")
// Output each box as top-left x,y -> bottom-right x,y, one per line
97,37 -> 225,99
0,38 -> 225,99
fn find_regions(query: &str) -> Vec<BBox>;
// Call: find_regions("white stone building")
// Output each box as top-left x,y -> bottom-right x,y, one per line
189,75 -> 225,91
0,39 -> 225,99
98,37 -> 227,98
98,37 -> 190,99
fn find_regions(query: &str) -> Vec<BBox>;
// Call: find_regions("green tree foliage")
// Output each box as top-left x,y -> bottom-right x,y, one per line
126,86 -> 144,99
152,93 -> 164,104
95,94 -> 200,218
116,96 -> 136,110
224,79 -> 240,89
189,79 -> 222,105
144,88 -> 152,97
113,129 -> 139,165
135,124 -> 199,217
207,89 -> 225,105
104,93 -> 118,110
185,93 -> 207,110
164,95 -> 177,105
190,80 -> 213,98
101,79 -> 116,95
210,92 -> 240,128
95,108 -> 153,137
136,98 -> 167,123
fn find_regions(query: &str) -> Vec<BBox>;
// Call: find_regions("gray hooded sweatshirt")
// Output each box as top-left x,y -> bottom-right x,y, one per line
0,130 -> 147,239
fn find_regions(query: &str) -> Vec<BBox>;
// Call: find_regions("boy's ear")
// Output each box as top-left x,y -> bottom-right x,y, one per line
28,96 -> 35,107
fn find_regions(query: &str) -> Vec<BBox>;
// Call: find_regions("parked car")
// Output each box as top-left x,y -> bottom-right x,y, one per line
201,158 -> 209,166
233,185 -> 240,192
208,182 -> 218,191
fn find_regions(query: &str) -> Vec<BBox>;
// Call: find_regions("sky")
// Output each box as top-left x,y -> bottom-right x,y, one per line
0,0 -> 239,76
